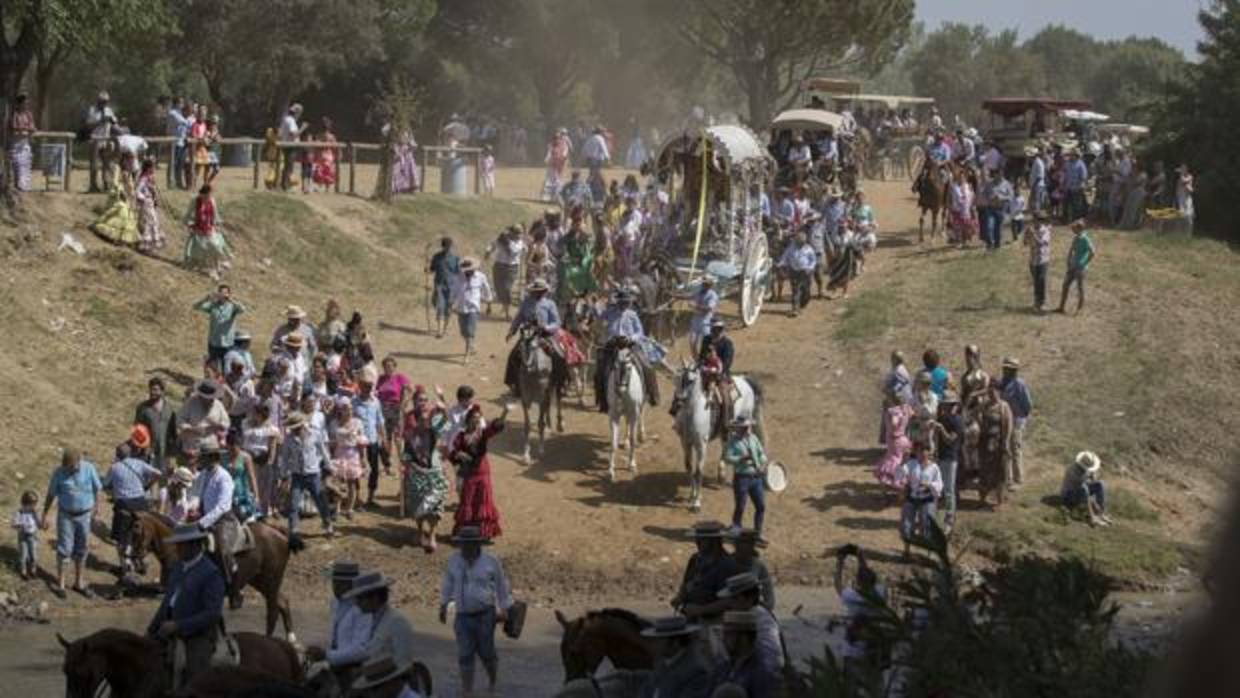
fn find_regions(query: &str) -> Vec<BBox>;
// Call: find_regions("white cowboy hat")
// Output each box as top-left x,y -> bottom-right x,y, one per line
358,365 -> 379,385
764,461 -> 788,493
1075,451 -> 1101,475
171,467 -> 195,487
527,278 -> 550,293
282,331 -> 305,348
285,305 -> 307,319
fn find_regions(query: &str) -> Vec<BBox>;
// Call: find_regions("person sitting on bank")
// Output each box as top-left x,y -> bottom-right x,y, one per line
146,524 -> 226,690
1061,450 -> 1112,527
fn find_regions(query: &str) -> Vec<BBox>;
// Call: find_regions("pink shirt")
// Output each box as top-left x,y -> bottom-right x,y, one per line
375,372 -> 410,406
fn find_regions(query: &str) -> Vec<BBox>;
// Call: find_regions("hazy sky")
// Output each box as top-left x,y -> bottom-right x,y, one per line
916,0 -> 1208,55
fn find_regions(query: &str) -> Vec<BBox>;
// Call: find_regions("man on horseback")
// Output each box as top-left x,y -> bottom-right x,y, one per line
595,289 -> 659,412
688,275 -> 719,357
147,524 -> 226,690
197,448 -> 243,609
638,617 -> 714,698
503,278 -> 562,398
913,131 -> 952,194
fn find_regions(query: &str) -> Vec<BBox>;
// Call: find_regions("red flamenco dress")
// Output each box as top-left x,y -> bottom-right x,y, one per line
449,419 -> 504,538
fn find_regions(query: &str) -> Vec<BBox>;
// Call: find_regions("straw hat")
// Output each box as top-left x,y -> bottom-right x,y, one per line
194,380 -> 220,400
527,278 -> 550,293
639,616 -> 701,638
284,411 -> 308,430
171,467 -> 195,486
701,275 -> 715,286
164,524 -> 209,545
350,654 -> 410,690
282,332 -> 305,349
358,365 -> 379,385
1002,357 -> 1021,370
233,329 -> 252,343
1075,451 -> 1101,475
342,571 -> 394,599
285,305 -> 307,320
710,318 -> 726,330
460,257 -> 478,272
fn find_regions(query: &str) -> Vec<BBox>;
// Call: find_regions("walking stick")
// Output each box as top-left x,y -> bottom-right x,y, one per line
422,242 -> 433,333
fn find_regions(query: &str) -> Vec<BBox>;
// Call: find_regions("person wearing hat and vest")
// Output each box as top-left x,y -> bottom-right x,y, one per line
146,523 -> 225,690
689,276 -> 719,358
305,561 -> 373,684
595,288 -> 659,412
345,571 -> 416,668
712,610 -> 779,698
350,654 -> 423,698
777,232 -> 816,317
193,284 -> 246,372
503,277 -> 562,396
717,572 -> 784,672
278,411 -> 336,544
450,257 -> 493,364
178,380 -> 230,456
269,331 -> 307,400
724,417 -> 768,536
673,521 -> 740,623
727,529 -> 775,612
638,617 -> 712,698
1061,451 -> 1110,526
439,525 -> 514,695
135,376 -> 178,475
194,447 -> 242,607
999,357 -> 1032,489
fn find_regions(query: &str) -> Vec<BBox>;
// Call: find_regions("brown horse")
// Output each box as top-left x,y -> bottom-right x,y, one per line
554,608 -> 655,682
916,158 -> 950,242
57,627 -> 302,698
131,511 -> 297,641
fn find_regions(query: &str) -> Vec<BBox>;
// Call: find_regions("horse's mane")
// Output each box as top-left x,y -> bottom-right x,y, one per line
586,608 -> 651,629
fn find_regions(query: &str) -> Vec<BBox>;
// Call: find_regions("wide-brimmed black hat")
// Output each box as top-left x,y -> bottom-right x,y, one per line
640,616 -> 701,638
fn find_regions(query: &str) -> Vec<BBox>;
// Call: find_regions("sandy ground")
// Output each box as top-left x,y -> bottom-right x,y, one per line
1,162 -> 1229,693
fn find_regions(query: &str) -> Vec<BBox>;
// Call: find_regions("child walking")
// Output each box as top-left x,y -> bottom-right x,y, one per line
11,490 -> 40,580
330,399 -> 368,518
480,145 -> 497,197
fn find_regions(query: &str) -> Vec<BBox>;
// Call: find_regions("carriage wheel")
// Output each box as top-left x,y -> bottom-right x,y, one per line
907,147 -> 925,181
739,235 -> 771,327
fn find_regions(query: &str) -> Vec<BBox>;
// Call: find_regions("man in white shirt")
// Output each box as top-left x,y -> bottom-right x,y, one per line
778,233 -> 817,317
486,225 -> 527,319
278,103 -> 307,191
449,258 -> 493,363
439,526 -> 514,697
195,449 -> 240,607
581,126 -> 611,203
306,561 -> 374,685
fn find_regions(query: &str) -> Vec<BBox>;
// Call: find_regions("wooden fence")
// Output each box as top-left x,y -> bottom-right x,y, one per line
26,131 -> 484,196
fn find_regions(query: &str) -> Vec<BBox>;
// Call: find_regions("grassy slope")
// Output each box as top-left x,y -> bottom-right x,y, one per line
0,191 -> 537,508
833,230 -> 1240,582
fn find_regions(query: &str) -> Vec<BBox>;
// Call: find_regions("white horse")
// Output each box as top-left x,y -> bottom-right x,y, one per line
517,329 -> 558,464
607,346 -> 646,481
671,362 -> 766,510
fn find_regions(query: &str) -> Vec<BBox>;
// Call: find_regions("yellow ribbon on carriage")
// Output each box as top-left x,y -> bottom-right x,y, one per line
688,129 -> 710,283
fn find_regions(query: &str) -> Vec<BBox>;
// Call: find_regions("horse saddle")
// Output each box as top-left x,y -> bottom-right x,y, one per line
205,523 -> 256,556
171,628 -> 240,687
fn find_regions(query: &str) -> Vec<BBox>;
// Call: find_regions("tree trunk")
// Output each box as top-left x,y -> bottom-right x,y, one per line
34,58 -> 58,131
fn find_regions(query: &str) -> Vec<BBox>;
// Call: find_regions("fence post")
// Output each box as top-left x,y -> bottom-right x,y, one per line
64,138 -> 73,192
348,142 -> 356,195
419,147 -> 427,194
334,144 -> 341,194
473,151 -> 481,195
252,142 -> 260,190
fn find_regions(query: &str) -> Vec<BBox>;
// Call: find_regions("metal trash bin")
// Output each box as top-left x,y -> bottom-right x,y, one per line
223,143 -> 253,168
439,155 -> 468,195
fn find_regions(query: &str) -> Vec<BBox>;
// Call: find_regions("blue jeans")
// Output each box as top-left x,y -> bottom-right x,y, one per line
901,497 -> 937,543
56,509 -> 92,561
979,208 -> 1003,249
288,473 -> 332,535
1064,481 -> 1105,510
454,607 -> 498,670
732,474 -> 766,533
1010,218 -> 1025,242
172,144 -> 188,189
18,532 -> 36,570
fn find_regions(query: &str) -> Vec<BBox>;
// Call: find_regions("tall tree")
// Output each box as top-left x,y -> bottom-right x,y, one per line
672,0 -> 914,126
1150,0 -> 1240,237
1022,25 -> 1102,101
910,23 -> 1048,125
1086,38 -> 1186,121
